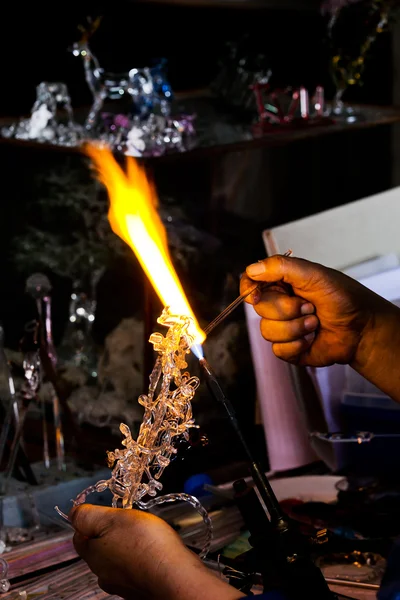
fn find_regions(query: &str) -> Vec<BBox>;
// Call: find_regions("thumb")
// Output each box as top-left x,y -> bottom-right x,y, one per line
246,255 -> 317,289
69,504 -> 115,539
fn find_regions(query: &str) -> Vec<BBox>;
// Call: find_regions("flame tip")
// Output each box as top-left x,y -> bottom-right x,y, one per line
88,148 -> 204,343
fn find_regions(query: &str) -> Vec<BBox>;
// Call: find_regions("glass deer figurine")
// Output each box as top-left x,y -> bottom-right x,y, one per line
71,17 -> 173,131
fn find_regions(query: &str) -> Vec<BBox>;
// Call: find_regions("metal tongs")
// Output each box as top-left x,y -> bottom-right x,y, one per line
204,250 -> 293,336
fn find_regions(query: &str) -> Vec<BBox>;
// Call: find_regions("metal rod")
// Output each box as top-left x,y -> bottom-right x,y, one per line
0,407 -> 30,496
0,398 -> 19,473
35,298 -> 52,470
198,357 -> 286,527
310,431 -> 400,443
204,283 -> 259,335
204,250 -> 292,336
143,274 -> 155,391
52,391 -> 65,471
40,394 -> 50,469
43,295 -> 65,472
325,578 -> 380,590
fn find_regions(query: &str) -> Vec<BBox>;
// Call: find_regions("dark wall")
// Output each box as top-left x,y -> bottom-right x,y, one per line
0,1 -> 393,118
0,2 -> 394,344
0,0 -> 395,473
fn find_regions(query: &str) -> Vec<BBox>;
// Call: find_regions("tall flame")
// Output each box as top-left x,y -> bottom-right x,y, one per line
85,144 -> 206,345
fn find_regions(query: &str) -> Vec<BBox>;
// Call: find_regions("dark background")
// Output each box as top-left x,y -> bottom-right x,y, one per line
0,0 -> 393,118
0,0 -> 395,356
0,0 -> 397,475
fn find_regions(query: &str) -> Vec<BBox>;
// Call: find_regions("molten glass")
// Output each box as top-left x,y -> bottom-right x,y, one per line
56,308 -> 212,556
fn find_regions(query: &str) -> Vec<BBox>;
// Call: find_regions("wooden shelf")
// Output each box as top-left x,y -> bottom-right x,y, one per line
1,98 -> 399,163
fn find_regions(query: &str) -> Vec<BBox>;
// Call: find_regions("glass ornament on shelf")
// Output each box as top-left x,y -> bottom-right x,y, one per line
0,14 -> 190,156
0,558 -> 10,593
1,82 -> 84,146
323,0 -> 397,122
55,307 -> 212,558
210,36 -> 273,114
70,17 -> 173,131
0,324 -> 20,472
57,268 -> 102,381
148,58 -> 174,116
122,113 -> 197,157
25,273 -> 66,471
0,328 -> 43,554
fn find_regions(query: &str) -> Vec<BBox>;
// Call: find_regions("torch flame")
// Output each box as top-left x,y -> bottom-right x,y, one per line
85,144 -> 205,345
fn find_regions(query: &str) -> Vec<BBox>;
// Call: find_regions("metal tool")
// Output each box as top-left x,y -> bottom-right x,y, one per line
198,356 -> 335,599
325,578 -> 380,591
310,431 -> 400,443
204,250 -> 293,336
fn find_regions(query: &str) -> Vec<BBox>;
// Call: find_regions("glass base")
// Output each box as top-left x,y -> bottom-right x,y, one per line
326,103 -> 366,124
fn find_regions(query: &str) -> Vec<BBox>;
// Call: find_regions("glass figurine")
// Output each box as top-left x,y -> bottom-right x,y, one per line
0,558 -> 10,593
56,308 -> 212,557
26,274 -> 65,470
57,274 -> 98,380
1,82 -> 82,146
71,19 -> 173,131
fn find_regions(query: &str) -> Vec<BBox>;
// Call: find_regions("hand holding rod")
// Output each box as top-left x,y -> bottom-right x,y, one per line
204,250 -> 293,336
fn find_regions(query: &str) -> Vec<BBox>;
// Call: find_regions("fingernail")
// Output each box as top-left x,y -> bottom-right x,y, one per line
304,316 -> 318,331
301,302 -> 314,315
247,262 -> 266,276
304,332 -> 315,343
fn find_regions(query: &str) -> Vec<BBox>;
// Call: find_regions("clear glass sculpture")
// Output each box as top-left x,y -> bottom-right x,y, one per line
323,1 -> 393,123
56,308 -> 212,557
0,324 -> 20,474
120,113 -> 196,157
0,558 -> 10,593
25,274 -> 65,471
0,330 -> 42,496
1,82 -> 83,146
0,26 -> 191,156
71,21 -> 173,132
57,268 -> 100,381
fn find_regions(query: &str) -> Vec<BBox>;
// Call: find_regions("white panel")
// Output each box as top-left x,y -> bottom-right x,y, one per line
259,187 -> 400,471
244,302 -> 318,472
263,186 -> 400,271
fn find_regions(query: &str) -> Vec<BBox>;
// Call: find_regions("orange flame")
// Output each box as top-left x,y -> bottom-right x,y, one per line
85,144 -> 206,345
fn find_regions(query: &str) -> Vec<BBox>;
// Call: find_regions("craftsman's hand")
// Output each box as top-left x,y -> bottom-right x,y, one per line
70,504 -> 245,600
241,254 -> 395,369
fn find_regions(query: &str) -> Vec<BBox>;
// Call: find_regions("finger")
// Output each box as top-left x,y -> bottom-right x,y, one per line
70,504 -> 115,539
240,273 -> 295,306
272,335 -> 315,363
73,531 -> 90,559
253,290 -> 314,321
260,315 -> 318,343
246,254 -> 324,289
240,273 -> 262,305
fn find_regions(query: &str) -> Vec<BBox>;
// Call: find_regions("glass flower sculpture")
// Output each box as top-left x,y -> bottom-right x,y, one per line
56,308 -> 212,556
